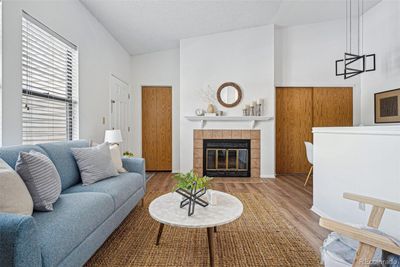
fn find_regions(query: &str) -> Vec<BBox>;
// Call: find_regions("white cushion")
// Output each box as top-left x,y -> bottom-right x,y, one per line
110,144 -> 127,173
0,159 -> 33,215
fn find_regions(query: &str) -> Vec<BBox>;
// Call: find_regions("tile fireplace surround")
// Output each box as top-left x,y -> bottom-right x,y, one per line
193,129 -> 260,178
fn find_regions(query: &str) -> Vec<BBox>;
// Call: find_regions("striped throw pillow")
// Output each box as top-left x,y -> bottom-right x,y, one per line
15,150 -> 62,211
71,142 -> 118,185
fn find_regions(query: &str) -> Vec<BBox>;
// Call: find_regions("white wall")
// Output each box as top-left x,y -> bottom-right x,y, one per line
180,25 -> 275,177
130,49 -> 180,171
275,20 -> 362,125
2,0 -> 131,145
313,126 -> 400,239
361,0 -> 400,125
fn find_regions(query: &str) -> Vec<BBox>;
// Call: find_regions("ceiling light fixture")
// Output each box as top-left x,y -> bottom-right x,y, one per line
335,0 -> 376,79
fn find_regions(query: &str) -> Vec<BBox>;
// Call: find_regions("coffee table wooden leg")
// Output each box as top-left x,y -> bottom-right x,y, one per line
156,223 -> 164,246
214,226 -> 217,233
207,227 -> 215,267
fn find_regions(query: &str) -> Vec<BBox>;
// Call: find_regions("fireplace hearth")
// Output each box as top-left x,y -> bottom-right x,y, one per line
203,139 -> 251,177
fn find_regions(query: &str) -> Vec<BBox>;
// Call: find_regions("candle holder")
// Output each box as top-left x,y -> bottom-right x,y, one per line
256,104 -> 262,116
244,106 -> 251,116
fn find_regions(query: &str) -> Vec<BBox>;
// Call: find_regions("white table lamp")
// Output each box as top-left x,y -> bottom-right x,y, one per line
104,129 -> 123,144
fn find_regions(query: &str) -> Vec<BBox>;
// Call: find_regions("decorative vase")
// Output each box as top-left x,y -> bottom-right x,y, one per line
207,103 -> 215,113
207,189 -> 217,205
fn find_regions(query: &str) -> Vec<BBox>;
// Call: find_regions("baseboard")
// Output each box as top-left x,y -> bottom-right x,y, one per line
260,174 -> 276,179
171,170 -> 180,174
311,205 -> 331,219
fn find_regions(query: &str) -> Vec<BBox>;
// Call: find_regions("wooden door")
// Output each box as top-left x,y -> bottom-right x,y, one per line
313,87 -> 353,127
156,88 -> 172,170
275,87 -> 353,175
276,87 -> 313,174
142,86 -> 172,171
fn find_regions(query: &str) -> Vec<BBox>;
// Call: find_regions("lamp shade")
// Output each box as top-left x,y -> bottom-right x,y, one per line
104,129 -> 123,144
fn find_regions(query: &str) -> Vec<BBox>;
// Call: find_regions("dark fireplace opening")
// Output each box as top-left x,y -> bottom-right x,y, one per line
203,139 -> 251,177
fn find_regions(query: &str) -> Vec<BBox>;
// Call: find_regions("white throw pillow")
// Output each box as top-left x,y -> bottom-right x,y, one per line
110,144 -> 127,173
0,159 -> 33,215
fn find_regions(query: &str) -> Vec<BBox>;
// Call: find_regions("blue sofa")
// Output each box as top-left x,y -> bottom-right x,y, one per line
0,140 -> 146,267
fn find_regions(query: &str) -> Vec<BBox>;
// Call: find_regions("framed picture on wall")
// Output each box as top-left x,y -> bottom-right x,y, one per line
375,88 -> 400,123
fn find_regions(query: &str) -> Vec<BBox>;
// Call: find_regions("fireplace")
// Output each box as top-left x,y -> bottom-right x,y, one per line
203,139 -> 251,177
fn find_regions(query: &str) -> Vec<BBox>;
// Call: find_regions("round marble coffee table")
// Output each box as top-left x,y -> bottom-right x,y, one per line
149,190 -> 243,267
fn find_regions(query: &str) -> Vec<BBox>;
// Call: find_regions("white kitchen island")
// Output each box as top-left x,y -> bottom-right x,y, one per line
312,126 -> 400,239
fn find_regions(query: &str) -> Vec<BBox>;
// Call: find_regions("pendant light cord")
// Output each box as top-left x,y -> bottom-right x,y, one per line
362,0 -> 364,55
350,0 -> 352,54
346,0 -> 348,53
358,0 -> 360,55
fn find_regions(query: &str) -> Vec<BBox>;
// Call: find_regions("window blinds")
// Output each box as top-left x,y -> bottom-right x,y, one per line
22,11 -> 79,144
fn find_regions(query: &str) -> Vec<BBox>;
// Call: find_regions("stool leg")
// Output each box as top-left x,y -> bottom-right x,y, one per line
304,166 -> 313,186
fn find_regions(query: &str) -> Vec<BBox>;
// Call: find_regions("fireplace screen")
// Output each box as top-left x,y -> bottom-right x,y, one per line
203,139 -> 250,177
206,149 -> 248,170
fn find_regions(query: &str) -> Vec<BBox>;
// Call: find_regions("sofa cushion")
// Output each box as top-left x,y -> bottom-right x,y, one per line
71,143 -> 118,185
37,140 -> 89,191
33,192 -> 114,267
110,144 -> 127,173
0,159 -> 33,215
0,145 -> 48,169
63,172 -> 144,209
16,151 -> 62,211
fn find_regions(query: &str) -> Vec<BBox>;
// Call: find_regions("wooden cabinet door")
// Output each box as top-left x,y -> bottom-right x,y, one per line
276,87 -> 313,174
313,87 -> 353,127
142,87 -> 172,171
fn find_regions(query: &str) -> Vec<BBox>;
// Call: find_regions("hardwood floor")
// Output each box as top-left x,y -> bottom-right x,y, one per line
146,172 -> 330,253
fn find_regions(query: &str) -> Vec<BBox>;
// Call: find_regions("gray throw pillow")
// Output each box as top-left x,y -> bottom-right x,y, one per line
71,142 -> 118,185
15,150 -> 62,211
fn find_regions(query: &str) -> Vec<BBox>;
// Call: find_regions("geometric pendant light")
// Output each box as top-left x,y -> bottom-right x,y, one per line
335,0 -> 376,79
336,53 -> 376,79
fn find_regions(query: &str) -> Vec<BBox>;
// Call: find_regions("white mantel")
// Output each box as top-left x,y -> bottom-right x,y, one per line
185,116 -> 274,129
312,126 -> 400,239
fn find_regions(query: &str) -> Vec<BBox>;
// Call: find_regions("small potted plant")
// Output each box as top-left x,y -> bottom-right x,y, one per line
173,170 -> 213,216
122,151 -> 135,158
173,170 -> 212,192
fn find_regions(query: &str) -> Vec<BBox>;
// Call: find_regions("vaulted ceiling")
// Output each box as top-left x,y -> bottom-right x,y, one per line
80,0 -> 381,56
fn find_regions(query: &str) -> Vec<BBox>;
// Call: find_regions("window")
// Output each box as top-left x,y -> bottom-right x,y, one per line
22,11 -> 78,144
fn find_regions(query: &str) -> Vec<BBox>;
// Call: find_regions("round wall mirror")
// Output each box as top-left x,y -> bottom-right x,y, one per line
216,82 -> 242,108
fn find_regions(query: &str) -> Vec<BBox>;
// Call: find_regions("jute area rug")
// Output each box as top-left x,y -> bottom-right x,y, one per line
86,192 -> 320,266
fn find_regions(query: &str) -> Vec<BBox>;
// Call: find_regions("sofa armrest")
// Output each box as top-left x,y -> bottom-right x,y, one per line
122,157 -> 146,191
0,213 -> 41,267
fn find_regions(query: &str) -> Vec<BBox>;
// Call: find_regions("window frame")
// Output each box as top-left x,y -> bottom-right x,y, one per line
21,11 -> 79,144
